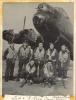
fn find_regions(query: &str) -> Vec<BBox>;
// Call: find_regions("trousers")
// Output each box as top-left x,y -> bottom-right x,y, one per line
5,59 -> 15,81
17,58 -> 29,78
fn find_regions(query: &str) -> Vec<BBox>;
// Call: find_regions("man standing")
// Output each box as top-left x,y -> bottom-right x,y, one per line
58,45 -> 70,78
3,41 -> 17,82
46,43 -> 58,76
17,40 -> 31,81
34,42 -> 45,78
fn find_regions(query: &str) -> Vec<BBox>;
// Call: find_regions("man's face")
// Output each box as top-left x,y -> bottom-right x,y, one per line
50,43 -> 54,50
28,46 -> 31,49
30,60 -> 34,66
9,43 -> 14,48
61,45 -> 66,51
39,43 -> 43,49
23,42 -> 27,48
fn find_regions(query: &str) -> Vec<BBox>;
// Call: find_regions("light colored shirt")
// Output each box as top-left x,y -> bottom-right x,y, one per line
6,46 -> 17,59
43,63 -> 53,78
26,63 -> 36,74
59,50 -> 70,63
34,47 -> 45,61
46,48 -> 57,61
18,45 -> 30,59
58,49 -> 70,68
29,48 -> 33,60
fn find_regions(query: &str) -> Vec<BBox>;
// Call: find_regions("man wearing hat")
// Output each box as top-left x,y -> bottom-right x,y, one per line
17,40 -> 32,81
3,41 -> 17,82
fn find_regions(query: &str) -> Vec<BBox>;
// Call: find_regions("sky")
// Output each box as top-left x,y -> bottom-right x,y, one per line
3,2 -> 74,51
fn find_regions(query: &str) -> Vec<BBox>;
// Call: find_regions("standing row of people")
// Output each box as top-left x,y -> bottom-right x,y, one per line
3,40 -> 70,86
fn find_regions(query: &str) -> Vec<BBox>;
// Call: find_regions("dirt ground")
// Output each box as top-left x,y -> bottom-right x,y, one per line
2,60 -> 73,96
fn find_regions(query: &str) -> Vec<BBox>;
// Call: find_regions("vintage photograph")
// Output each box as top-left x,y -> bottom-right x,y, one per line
2,2 -> 73,96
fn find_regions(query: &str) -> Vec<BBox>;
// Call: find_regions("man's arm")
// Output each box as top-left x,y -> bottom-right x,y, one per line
3,48 -> 8,60
17,47 -> 21,59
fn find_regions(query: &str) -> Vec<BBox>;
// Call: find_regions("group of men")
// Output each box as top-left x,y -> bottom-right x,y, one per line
3,40 -> 70,87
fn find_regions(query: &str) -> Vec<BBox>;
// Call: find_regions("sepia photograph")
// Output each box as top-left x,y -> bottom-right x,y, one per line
2,2 -> 73,96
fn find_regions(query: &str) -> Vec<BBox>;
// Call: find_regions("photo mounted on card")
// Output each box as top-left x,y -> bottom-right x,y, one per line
2,2 -> 74,97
